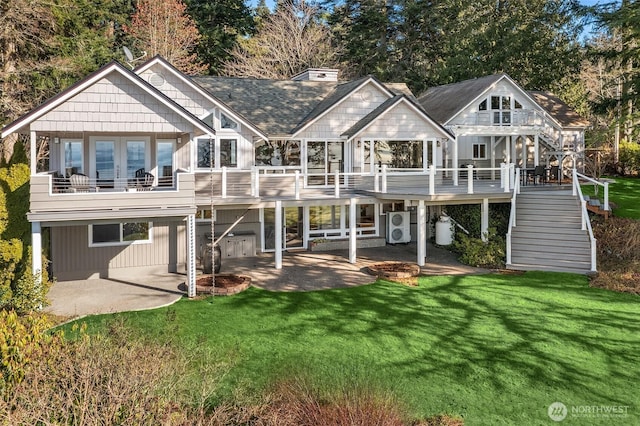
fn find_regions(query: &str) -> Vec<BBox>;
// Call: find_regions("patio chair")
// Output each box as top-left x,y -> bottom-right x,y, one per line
136,172 -> 155,190
528,165 -> 547,185
548,166 -> 560,184
69,173 -> 91,192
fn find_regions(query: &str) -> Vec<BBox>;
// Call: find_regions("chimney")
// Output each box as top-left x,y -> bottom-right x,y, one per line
291,68 -> 339,82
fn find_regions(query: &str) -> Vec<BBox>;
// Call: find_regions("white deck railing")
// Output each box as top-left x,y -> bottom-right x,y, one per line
505,168 -> 521,266
575,172 -> 610,211
572,169 -> 598,272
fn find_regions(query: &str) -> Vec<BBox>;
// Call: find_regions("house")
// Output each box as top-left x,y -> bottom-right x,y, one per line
0,57 -> 594,297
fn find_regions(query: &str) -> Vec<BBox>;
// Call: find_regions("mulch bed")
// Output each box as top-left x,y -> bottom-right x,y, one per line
196,274 -> 251,295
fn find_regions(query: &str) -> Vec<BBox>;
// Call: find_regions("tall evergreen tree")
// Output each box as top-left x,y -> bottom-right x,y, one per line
185,0 -> 255,75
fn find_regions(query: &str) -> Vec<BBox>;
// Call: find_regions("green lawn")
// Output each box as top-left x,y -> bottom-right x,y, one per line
582,176 -> 640,219
70,272 -> 640,425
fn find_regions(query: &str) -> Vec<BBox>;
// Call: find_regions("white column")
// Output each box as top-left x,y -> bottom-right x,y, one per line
453,138 -> 459,186
510,136 -> 516,167
534,134 -> 539,167
187,214 -> 196,298
30,131 -> 37,174
417,200 -> 426,267
31,222 -> 42,284
481,198 -> 489,242
275,200 -> 282,269
491,136 -> 496,180
431,139 -> 438,166
349,198 -> 357,264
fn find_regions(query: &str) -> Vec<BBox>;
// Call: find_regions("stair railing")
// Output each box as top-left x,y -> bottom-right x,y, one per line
572,169 -> 597,272
573,171 -> 610,212
506,168 -> 521,266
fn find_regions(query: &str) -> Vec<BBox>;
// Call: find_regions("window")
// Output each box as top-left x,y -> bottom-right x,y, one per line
478,99 -> 487,111
473,143 -> 487,159
374,140 -> 423,168
197,138 -> 213,168
491,95 -> 512,125
220,113 -> 238,129
220,139 -> 237,167
90,222 -> 151,246
254,140 -> 301,166
63,140 -> 83,176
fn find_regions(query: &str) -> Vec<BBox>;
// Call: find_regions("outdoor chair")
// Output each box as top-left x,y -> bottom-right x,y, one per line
69,173 -> 91,192
548,166 -> 560,184
136,172 -> 155,190
528,165 -> 547,185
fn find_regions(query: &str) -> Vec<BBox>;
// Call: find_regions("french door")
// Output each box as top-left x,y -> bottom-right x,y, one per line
91,137 -> 149,187
262,207 -> 304,251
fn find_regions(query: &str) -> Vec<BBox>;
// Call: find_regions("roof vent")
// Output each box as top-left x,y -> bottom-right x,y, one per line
291,68 -> 339,82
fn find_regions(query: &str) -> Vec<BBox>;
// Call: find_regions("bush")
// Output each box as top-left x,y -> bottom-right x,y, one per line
0,310 -> 57,391
443,204 -> 510,239
591,217 -> 640,294
616,141 -> 640,176
452,228 -> 505,269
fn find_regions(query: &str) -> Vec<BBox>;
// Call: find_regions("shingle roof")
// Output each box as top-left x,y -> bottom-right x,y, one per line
191,75 -> 414,137
191,76 -> 336,137
417,74 -> 505,124
529,91 -> 590,128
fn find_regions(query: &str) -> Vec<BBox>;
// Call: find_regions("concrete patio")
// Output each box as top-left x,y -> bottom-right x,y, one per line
44,242 -> 487,319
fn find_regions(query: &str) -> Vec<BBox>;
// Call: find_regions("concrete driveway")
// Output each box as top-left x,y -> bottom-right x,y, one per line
44,242 -> 486,319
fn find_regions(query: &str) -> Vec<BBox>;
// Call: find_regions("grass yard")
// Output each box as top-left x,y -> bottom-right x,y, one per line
69,272 -> 640,425
582,176 -> 640,219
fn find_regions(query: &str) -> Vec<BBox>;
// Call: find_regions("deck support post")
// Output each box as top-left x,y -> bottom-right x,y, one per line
349,198 -> 357,264
221,166 -> 227,198
295,170 -> 300,200
187,214 -> 196,298
481,198 -> 489,242
334,170 -> 340,198
467,165 -> 474,194
429,165 -> 436,195
381,165 -> 388,193
31,222 -> 42,286
534,134 -> 539,167
417,200 -> 426,266
275,200 -> 282,269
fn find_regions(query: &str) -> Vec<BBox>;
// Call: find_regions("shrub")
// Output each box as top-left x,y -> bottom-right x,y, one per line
443,204 -> 510,239
616,141 -> 640,176
452,228 -> 505,269
0,310 -> 57,391
591,216 -> 640,294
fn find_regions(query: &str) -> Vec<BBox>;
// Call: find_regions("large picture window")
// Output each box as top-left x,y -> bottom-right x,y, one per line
90,222 -> 151,246
254,140 -> 301,167
374,140 -> 423,168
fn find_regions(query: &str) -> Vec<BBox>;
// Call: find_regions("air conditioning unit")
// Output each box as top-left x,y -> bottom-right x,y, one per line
386,211 -> 411,244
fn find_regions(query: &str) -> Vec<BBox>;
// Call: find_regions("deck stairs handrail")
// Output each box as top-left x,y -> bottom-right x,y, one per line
572,169 -> 598,272
574,172 -> 610,212
506,168 -> 521,265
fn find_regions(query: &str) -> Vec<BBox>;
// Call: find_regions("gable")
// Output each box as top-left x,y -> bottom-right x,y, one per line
442,78 -> 543,127
296,82 -> 392,139
138,63 -> 213,117
353,100 -> 451,140
31,71 -> 202,134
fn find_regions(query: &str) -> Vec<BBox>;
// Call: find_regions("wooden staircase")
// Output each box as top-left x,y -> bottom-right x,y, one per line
507,190 -> 595,274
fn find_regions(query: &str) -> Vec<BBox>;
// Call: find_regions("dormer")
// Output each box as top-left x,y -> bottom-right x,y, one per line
291,68 -> 339,82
